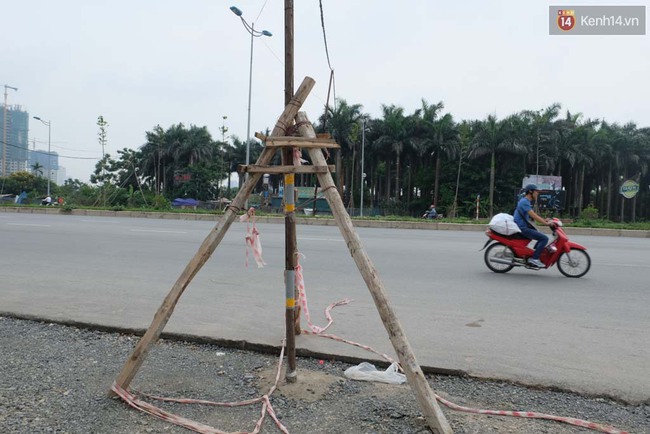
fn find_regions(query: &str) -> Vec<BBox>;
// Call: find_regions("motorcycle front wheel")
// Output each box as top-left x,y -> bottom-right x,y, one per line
484,243 -> 515,273
557,249 -> 591,278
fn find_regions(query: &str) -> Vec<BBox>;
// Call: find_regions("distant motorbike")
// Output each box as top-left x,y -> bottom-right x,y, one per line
482,218 -> 591,278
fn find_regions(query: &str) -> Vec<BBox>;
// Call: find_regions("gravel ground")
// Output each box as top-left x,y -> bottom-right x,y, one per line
1,316 -> 647,434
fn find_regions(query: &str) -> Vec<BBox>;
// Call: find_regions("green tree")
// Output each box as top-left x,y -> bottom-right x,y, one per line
450,121 -> 473,218
374,104 -> 413,201
138,123 -> 220,200
319,99 -> 363,198
469,115 -> 525,216
430,113 -> 459,207
520,103 -> 562,176
31,162 -> 44,177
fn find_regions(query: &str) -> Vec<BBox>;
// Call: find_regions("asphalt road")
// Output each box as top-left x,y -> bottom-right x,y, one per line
1,212 -> 648,403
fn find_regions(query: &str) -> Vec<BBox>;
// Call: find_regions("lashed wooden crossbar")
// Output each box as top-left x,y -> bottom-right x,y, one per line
239,164 -> 335,174
255,133 -> 340,149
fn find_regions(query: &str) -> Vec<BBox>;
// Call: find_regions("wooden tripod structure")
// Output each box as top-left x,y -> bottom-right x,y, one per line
110,77 -> 452,434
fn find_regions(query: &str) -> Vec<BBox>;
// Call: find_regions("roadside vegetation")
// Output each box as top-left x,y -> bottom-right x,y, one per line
1,101 -> 648,226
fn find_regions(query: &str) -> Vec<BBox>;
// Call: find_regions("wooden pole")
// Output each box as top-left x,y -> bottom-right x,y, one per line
284,0 -> 294,107
296,112 -> 453,434
284,0 -> 299,384
283,161 -> 298,384
110,77 -> 315,395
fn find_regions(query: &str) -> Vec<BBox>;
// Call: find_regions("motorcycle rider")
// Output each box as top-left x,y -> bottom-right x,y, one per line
514,184 -> 549,268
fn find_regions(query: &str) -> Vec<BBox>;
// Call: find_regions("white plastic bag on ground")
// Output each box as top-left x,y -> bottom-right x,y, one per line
488,213 -> 521,235
344,362 -> 406,384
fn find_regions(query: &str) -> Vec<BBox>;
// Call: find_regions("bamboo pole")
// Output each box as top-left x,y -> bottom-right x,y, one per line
295,112 -> 453,434
110,77 -> 315,395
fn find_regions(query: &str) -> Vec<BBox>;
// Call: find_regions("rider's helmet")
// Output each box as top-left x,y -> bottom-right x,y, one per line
524,184 -> 539,194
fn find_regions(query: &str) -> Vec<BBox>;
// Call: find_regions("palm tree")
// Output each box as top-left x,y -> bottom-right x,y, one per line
556,114 -> 600,216
228,137 -> 249,192
31,162 -> 44,177
320,99 -> 363,198
172,125 -> 214,167
140,125 -> 167,195
412,99 -> 444,203
450,121 -> 472,218
374,104 -> 413,200
469,115 -> 525,216
430,113 -> 459,207
614,123 -> 645,222
520,103 -> 562,176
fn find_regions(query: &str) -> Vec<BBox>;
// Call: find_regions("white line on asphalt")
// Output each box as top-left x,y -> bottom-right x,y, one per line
130,229 -> 187,234
601,263 -> 650,268
298,237 -> 345,242
6,223 -> 51,227
80,220 -> 121,224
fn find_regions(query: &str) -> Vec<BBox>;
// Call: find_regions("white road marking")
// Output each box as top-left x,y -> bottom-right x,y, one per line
298,237 -> 344,242
130,229 -> 187,234
80,220 -> 121,224
600,263 -> 650,268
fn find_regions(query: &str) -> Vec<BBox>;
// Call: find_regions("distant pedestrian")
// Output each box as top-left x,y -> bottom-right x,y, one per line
422,204 -> 438,219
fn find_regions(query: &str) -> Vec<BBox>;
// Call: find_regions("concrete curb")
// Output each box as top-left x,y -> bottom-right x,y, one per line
1,206 -> 648,238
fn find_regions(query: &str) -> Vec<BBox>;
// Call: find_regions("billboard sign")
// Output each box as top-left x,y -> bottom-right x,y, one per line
522,175 -> 562,191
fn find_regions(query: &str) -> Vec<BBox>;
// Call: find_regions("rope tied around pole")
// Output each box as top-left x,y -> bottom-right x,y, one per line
225,205 -> 243,213
283,120 -> 312,136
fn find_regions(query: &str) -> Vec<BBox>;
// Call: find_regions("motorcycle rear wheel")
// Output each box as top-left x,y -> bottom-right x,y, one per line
557,249 -> 591,278
484,243 -> 515,273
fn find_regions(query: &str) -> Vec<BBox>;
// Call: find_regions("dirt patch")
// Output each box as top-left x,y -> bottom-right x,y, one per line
257,366 -> 345,402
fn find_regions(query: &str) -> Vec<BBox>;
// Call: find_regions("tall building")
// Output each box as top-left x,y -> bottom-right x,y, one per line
0,104 -> 29,176
28,148 -> 59,180
56,166 -> 67,185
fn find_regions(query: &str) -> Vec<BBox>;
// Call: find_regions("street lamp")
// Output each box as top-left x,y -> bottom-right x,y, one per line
33,116 -> 51,197
230,6 -> 272,185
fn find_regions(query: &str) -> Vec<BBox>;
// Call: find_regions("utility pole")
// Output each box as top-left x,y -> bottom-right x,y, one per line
360,118 -> 366,217
2,84 -> 18,177
283,0 -> 298,384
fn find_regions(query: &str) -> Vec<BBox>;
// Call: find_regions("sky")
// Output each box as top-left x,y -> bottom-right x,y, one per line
2,0 -> 648,182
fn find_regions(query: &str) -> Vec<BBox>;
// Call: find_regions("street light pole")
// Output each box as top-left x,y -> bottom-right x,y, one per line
33,116 -> 51,197
230,6 -> 272,195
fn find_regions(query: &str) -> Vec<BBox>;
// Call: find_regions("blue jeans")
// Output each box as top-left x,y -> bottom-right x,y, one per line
519,227 -> 549,260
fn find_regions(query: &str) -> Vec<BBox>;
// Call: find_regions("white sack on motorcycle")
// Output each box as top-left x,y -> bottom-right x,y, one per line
488,213 -> 521,235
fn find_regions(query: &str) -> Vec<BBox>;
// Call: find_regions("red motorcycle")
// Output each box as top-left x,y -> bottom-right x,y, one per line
482,218 -> 591,278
